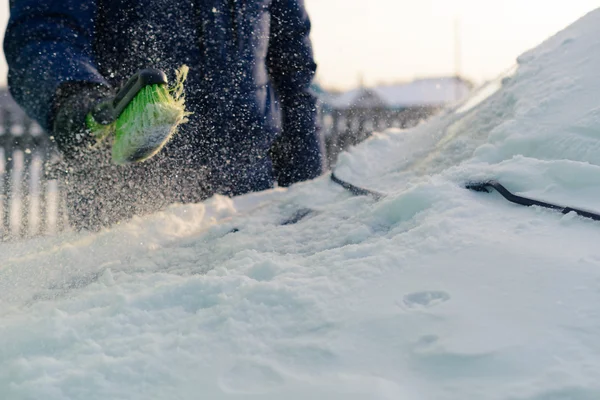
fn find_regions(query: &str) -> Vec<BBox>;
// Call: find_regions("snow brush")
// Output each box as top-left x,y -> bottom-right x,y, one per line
86,66 -> 191,164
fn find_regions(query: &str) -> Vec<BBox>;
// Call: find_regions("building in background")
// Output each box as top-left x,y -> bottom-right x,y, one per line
0,88 -> 26,122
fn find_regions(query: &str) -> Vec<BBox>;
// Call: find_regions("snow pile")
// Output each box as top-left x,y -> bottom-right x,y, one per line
3,9 -> 600,400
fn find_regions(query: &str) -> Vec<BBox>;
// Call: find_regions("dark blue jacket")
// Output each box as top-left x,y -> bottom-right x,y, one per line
4,0 -> 324,195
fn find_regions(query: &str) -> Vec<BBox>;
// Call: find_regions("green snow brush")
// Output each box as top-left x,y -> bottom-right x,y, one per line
86,65 -> 191,164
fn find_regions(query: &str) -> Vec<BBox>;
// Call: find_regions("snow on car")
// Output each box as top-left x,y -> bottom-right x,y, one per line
2,8 -> 600,400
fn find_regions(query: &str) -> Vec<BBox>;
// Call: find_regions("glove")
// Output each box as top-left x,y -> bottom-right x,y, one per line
51,82 -> 113,158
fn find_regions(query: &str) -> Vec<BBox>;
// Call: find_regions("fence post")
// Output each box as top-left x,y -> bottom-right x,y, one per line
37,136 -> 49,236
19,118 -> 34,237
2,109 -> 14,239
57,179 -> 67,232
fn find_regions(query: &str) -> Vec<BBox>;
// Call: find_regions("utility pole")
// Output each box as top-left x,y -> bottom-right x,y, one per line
454,17 -> 462,101
358,72 -> 365,89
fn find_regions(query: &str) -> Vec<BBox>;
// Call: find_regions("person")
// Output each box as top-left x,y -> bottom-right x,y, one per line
3,0 -> 325,230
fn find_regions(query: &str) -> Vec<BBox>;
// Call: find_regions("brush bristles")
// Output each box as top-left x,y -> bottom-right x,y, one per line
87,65 -> 191,165
112,83 -> 185,164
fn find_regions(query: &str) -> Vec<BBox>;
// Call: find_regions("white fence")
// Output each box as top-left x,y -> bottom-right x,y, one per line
0,111 -> 66,240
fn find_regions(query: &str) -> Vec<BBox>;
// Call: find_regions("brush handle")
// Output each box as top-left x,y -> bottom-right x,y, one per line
91,69 -> 168,125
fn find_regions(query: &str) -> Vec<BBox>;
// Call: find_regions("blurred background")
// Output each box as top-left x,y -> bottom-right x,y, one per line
0,0 -> 598,238
307,0 -> 599,90
1,1 -> 598,137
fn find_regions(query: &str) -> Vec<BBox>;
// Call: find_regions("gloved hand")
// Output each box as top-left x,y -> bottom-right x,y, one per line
53,69 -> 177,165
51,82 -> 113,158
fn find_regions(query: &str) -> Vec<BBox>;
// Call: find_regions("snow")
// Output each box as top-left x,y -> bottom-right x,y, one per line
3,8 -> 600,399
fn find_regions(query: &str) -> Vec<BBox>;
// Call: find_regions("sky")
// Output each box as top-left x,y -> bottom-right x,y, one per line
0,0 -> 598,90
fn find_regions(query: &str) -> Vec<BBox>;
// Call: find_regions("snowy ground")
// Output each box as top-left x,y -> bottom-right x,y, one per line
3,9 -> 600,400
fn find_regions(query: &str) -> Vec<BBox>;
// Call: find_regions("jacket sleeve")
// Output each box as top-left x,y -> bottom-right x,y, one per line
3,0 -> 111,132
267,0 -> 325,187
